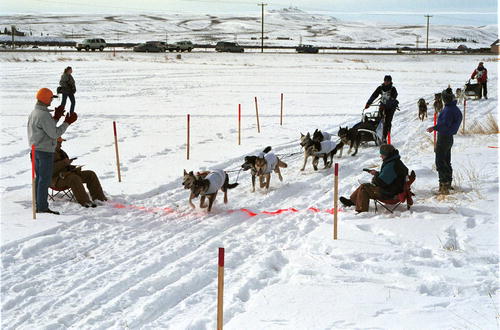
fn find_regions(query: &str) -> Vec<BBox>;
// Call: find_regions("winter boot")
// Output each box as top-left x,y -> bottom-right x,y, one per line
438,183 -> 450,195
36,208 -> 60,215
340,196 -> 355,207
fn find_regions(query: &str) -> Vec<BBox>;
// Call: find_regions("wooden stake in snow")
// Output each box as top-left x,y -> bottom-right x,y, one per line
254,97 -> 260,133
238,104 -> 241,145
217,247 -> 225,330
387,131 -> 391,145
433,112 -> 437,150
113,121 -> 122,182
462,98 -> 466,134
187,114 -> 190,160
280,93 -> 284,126
333,163 -> 339,240
31,144 -> 36,220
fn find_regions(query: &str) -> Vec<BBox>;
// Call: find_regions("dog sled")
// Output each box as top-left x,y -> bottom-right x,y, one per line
356,108 -> 385,146
464,79 -> 481,99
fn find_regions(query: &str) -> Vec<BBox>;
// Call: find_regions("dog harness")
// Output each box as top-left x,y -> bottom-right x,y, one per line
315,140 -> 336,155
204,169 -> 226,194
263,152 -> 278,174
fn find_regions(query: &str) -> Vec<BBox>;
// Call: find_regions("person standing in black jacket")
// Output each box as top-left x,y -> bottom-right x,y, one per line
365,75 -> 398,142
59,66 -> 77,114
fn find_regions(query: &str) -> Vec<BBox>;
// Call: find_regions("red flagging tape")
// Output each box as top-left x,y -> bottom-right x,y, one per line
488,146 -> 498,149
110,202 -> 342,217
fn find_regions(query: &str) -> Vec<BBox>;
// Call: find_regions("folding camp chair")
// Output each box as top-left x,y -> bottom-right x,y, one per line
49,186 -> 75,202
373,170 -> 416,213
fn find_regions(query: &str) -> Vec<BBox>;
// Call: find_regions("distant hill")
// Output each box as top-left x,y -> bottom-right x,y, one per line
0,10 -> 496,48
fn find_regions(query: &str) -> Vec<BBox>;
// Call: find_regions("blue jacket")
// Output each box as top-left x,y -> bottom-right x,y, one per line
434,100 -> 462,136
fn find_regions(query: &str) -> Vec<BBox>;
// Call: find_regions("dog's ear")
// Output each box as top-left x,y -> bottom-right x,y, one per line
306,132 -> 310,137
189,171 -> 194,175
184,169 -> 188,175
300,133 -> 304,137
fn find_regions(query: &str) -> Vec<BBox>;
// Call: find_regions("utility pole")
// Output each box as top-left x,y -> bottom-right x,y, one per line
258,3 -> 267,53
424,15 -> 432,53
416,35 -> 419,50
11,25 -> 15,49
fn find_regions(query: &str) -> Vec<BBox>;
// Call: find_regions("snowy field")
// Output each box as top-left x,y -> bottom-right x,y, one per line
0,52 -> 498,329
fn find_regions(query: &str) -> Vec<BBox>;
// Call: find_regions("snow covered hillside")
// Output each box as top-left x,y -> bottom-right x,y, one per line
0,52 -> 498,329
0,9 -> 497,48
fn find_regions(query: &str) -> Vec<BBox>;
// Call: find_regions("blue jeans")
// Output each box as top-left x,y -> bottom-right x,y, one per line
435,134 -> 453,184
61,93 -> 76,113
35,150 -> 54,211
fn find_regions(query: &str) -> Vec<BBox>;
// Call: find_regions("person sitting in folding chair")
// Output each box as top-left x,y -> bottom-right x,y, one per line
52,137 -> 107,208
339,144 -> 408,213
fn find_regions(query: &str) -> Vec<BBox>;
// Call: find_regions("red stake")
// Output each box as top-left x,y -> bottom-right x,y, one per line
31,144 -> 36,220
217,247 -> 225,330
433,112 -> 437,150
387,131 -> 391,145
333,163 -> 339,240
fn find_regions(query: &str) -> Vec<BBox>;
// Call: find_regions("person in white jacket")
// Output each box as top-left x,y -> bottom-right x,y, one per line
27,88 -> 78,214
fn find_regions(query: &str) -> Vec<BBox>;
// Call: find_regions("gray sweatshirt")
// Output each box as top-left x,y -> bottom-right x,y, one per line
27,103 -> 69,153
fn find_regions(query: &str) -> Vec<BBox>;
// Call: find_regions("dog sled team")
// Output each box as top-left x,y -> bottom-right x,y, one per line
183,68 -> 470,213
31,62 -> 477,215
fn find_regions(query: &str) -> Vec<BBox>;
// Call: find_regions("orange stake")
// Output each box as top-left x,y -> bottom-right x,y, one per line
113,121 -> 122,182
187,114 -> 190,160
254,97 -> 260,133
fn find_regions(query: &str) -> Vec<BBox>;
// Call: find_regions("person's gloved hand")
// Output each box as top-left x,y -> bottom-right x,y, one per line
53,105 -> 65,121
364,104 -> 370,109
64,112 -> 78,125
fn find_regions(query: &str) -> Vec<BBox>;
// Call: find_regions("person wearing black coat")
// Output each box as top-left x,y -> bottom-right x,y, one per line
59,66 -> 77,114
365,75 -> 398,142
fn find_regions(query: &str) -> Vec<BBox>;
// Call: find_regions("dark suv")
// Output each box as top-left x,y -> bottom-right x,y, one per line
215,42 -> 244,53
296,44 -> 319,54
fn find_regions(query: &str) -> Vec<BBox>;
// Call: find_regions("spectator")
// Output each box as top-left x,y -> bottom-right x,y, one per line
59,66 -> 77,113
339,144 -> 408,213
365,75 -> 399,142
52,137 -> 107,207
426,88 -> 463,195
28,88 -> 78,214
471,62 -> 488,99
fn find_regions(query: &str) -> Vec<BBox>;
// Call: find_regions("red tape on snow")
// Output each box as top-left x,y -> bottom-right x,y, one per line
110,202 -> 341,217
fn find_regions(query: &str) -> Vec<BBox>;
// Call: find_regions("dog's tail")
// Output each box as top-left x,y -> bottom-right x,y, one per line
262,146 -> 272,154
227,183 -> 239,189
277,159 -> 288,168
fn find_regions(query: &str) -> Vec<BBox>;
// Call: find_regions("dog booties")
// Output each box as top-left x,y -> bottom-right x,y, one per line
204,169 -> 226,194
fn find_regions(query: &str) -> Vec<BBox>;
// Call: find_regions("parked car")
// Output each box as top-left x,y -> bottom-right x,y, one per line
133,43 -> 163,53
215,41 -> 244,53
145,41 -> 167,51
76,38 -> 106,51
167,41 -> 194,52
295,44 -> 319,54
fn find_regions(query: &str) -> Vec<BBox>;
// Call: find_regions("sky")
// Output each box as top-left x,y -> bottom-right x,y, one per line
0,0 -> 497,25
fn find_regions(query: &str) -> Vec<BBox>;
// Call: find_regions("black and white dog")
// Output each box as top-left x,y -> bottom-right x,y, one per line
300,133 -> 341,170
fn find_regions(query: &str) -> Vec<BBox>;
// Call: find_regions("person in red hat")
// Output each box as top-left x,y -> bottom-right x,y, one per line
470,61 -> 488,99
27,88 -> 78,214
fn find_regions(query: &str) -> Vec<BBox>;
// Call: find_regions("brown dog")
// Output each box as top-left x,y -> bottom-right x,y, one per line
254,152 -> 287,190
183,170 -> 209,189
418,98 -> 428,121
433,93 -> 443,113
189,169 -> 238,212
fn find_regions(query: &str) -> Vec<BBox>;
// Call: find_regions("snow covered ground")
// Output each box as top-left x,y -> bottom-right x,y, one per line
0,52 -> 498,329
0,9 -> 497,48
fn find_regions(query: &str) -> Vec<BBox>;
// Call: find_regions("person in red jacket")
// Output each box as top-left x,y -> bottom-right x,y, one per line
471,62 -> 488,99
